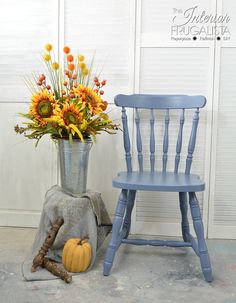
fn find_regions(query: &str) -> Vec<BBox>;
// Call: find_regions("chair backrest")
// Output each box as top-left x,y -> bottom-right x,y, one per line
115,94 -> 207,174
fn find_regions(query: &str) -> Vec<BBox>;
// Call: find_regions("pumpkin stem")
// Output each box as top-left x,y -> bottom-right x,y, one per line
77,235 -> 89,245
77,239 -> 83,245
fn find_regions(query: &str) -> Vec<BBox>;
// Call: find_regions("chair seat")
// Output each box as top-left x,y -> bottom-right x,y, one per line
113,171 -> 205,192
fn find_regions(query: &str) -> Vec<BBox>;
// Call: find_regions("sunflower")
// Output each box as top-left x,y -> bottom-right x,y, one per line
60,103 -> 82,126
52,102 -> 85,141
73,85 -> 103,115
30,89 -> 57,125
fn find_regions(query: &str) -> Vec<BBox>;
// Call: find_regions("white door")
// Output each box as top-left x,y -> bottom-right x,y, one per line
208,0 -> 236,239
131,0 -> 216,237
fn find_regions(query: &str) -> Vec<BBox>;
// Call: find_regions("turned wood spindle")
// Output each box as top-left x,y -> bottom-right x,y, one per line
31,217 -> 64,272
42,258 -> 72,284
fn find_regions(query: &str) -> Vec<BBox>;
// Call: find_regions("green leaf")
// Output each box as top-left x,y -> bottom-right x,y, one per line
35,138 -> 40,147
99,113 -> 109,120
69,124 -> 84,142
91,133 -> 97,143
58,128 -> 63,137
69,133 -> 73,145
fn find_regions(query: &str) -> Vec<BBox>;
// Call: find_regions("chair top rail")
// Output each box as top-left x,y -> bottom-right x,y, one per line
115,94 -> 206,109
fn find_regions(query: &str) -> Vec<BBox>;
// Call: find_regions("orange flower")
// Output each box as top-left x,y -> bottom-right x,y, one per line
63,46 -> 70,54
67,54 -> 74,62
68,63 -> 75,71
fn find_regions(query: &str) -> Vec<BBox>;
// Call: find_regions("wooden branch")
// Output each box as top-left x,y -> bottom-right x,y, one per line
42,258 -> 72,283
31,218 -> 64,272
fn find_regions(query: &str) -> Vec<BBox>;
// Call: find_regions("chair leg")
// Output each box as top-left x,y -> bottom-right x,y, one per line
123,190 -> 136,239
179,192 -> 190,242
189,192 -> 213,282
103,189 -> 128,276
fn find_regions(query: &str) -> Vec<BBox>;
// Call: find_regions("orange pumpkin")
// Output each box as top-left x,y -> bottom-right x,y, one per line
62,238 -> 92,273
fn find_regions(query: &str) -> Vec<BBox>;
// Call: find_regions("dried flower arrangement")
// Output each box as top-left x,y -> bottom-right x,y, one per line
15,43 -> 118,145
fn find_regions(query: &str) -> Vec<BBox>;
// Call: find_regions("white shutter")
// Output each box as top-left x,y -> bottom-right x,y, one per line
213,49 -> 236,230
64,0 -> 135,215
64,0 -> 135,102
87,106 -> 132,216
0,0 -> 58,102
140,0 -> 215,46
132,0 -> 215,236
208,0 -> 236,238
0,0 -> 58,227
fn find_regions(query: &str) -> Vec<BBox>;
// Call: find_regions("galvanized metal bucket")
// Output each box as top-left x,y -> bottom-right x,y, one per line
57,138 -> 92,196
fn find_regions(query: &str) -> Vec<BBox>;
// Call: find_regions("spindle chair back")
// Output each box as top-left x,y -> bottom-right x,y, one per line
103,94 -> 212,283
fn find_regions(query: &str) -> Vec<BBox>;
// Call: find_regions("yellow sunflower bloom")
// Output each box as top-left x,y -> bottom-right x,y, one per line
53,102 -> 84,140
30,89 -> 58,125
73,85 -> 103,115
61,103 -> 82,125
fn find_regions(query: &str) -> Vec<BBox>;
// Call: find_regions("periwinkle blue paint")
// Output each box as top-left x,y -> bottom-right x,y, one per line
162,109 -> 170,172
103,94 -> 212,282
150,109 -> 155,172
175,109 -> 185,173
135,108 -> 143,172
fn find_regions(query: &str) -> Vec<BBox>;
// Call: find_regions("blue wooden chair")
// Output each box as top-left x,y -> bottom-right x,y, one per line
103,94 -> 213,282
